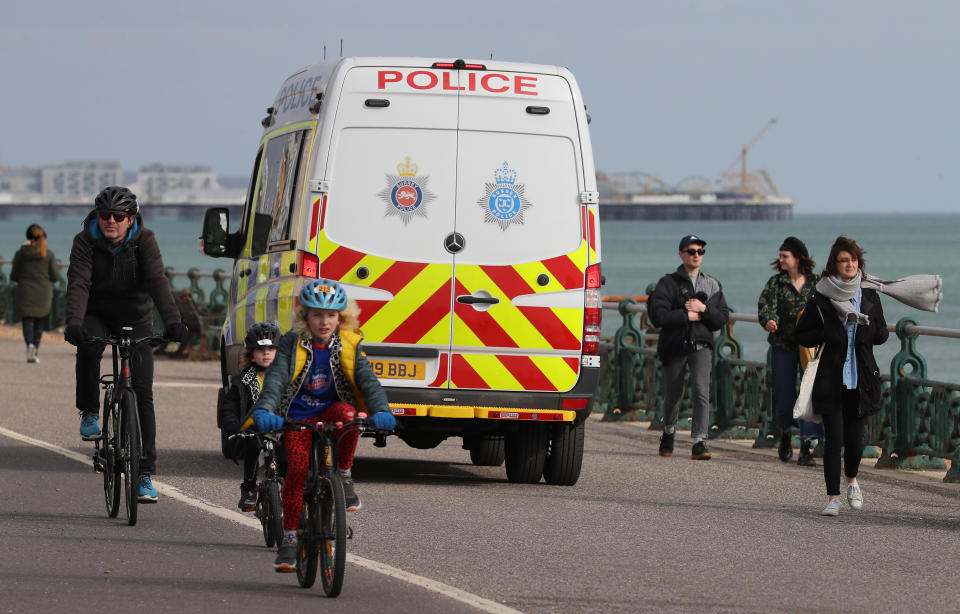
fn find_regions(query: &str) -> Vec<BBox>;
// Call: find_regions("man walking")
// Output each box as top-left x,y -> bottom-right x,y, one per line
648,234 -> 730,460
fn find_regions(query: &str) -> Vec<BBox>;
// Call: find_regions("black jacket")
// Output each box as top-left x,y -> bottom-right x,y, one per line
795,289 -> 888,417
648,266 -> 730,361
218,364 -> 262,436
65,212 -> 180,328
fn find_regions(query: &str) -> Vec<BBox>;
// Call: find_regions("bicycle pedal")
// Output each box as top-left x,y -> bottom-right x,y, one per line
92,455 -> 103,473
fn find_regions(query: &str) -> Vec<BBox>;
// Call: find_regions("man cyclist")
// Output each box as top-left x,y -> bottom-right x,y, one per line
64,186 -> 188,503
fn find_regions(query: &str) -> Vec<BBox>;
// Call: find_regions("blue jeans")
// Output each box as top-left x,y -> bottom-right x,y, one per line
771,346 -> 824,440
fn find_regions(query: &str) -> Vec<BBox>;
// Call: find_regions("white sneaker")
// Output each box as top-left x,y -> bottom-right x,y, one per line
821,498 -> 842,516
846,482 -> 863,510
26,344 -> 37,363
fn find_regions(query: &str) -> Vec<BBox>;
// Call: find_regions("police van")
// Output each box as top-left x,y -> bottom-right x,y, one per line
202,57 -> 601,485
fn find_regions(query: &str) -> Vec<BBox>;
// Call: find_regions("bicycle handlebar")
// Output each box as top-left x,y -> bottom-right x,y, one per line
86,334 -> 170,348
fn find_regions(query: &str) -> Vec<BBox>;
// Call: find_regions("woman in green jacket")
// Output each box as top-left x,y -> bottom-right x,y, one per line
757,236 -> 823,466
10,224 -> 59,363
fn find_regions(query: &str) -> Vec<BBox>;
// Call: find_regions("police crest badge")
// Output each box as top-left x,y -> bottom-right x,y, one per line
477,162 -> 532,231
377,156 -> 435,226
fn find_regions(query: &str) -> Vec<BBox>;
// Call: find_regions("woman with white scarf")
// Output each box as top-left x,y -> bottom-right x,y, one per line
796,236 -> 942,516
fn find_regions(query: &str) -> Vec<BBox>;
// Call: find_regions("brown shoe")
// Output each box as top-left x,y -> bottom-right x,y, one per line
691,441 -> 712,460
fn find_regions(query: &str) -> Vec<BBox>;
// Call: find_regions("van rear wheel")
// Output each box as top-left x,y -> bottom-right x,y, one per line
469,435 -> 505,467
504,424 -> 549,483
543,421 -> 585,486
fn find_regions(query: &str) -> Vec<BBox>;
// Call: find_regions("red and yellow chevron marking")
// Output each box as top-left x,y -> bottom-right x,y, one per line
311,224 -> 591,392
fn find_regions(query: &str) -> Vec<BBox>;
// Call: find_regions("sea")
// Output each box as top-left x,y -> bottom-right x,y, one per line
2,211 -> 956,380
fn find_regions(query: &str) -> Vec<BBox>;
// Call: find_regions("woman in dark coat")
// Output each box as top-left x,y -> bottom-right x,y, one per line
796,236 -> 888,516
10,224 -> 59,363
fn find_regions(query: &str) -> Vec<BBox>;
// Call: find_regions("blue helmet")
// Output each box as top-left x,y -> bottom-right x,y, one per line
299,278 -> 348,311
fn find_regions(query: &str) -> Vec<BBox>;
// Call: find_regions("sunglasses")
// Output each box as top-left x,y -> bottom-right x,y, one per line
98,211 -> 130,223
684,248 -> 706,256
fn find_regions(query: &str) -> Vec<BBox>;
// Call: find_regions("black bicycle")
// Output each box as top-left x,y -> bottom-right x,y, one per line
285,416 -> 381,597
89,327 -> 166,526
229,429 -> 284,547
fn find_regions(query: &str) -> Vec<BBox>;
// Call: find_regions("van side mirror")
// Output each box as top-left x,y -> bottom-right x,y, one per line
202,208 -> 232,257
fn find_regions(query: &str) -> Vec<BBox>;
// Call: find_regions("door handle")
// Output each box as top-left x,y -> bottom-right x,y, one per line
456,295 -> 500,305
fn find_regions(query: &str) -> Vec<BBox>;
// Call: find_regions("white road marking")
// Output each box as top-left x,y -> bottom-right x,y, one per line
0,425 -> 523,614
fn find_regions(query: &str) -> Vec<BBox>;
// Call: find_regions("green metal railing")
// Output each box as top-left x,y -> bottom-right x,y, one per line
0,259 -> 230,356
597,296 -> 960,483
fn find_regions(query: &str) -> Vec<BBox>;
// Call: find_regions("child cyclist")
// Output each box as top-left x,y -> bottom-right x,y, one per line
251,278 -> 396,572
218,321 -> 282,511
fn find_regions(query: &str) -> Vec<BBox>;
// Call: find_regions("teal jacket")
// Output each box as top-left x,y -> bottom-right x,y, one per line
252,327 -> 389,420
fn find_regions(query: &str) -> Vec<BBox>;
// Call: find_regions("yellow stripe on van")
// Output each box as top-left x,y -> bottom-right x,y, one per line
456,354 -> 522,390
254,286 -> 269,322
278,279 -> 297,328
360,264 -> 453,345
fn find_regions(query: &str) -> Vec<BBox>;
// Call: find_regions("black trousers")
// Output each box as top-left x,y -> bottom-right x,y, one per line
76,315 -> 157,474
821,388 -> 866,496
22,315 -> 49,347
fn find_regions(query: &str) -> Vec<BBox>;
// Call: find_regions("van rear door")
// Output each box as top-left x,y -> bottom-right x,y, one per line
450,72 -> 587,392
321,66 -> 460,388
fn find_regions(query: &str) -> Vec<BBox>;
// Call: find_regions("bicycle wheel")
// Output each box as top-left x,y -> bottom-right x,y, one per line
259,480 -> 282,548
318,470 -> 347,597
101,391 -> 121,518
296,488 -> 320,589
120,390 -> 141,526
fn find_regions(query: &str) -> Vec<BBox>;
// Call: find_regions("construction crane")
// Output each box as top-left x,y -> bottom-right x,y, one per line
724,118 -> 777,193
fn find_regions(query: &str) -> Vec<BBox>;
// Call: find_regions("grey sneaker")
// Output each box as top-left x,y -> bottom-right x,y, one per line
26,344 -> 37,363
342,476 -> 362,511
821,498 -> 842,516
846,482 -> 863,510
274,534 -> 297,572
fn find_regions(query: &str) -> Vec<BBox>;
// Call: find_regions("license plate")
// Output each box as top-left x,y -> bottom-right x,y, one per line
369,359 -> 426,380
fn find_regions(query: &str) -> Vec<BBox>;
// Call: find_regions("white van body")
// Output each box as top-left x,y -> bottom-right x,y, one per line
204,57 -> 602,484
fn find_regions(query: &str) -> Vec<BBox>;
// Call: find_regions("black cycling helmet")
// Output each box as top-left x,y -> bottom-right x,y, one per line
95,186 -> 139,215
244,321 -> 282,350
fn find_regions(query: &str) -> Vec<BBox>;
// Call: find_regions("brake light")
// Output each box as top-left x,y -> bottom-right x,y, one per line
583,263 -> 602,356
431,60 -> 487,70
300,251 -> 319,279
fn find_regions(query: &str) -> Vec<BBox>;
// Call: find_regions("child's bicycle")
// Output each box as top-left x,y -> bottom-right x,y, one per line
228,429 -> 284,547
284,415 -> 389,597
88,327 -> 167,526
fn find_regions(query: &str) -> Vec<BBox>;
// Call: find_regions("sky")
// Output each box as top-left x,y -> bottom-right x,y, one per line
1,0 -> 957,213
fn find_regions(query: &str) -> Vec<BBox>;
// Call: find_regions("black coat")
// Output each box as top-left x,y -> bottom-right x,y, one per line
795,289 -> 888,417
648,267 -> 730,361
65,212 -> 180,328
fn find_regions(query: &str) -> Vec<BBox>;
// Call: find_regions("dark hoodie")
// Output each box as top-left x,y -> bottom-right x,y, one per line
65,212 -> 180,328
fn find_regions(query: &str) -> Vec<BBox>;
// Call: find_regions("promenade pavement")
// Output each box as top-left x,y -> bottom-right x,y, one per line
1,328 -> 959,613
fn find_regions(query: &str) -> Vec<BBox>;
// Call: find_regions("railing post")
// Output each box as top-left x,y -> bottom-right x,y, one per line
187,267 -> 206,305
605,298 -> 643,421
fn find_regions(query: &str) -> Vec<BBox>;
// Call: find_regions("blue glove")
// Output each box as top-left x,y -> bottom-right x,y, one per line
253,409 -> 284,433
369,411 -> 396,430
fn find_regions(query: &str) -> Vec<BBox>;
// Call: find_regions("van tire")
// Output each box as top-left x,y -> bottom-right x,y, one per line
543,421 -> 585,486
505,424 -> 549,483
469,435 -> 505,466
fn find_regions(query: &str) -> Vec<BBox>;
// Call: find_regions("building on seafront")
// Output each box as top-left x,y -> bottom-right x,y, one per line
0,161 -> 244,208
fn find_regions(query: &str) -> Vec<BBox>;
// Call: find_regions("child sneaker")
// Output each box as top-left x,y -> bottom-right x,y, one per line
342,476 -> 362,511
274,534 -> 297,572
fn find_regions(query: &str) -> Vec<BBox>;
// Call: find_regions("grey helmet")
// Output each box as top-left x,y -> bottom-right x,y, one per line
94,186 -> 139,215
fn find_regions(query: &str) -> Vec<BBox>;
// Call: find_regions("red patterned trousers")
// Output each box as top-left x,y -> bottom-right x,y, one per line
281,401 -> 359,531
